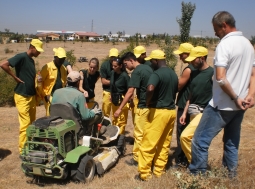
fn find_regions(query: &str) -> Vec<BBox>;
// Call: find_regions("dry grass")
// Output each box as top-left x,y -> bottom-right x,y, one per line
0,42 -> 254,188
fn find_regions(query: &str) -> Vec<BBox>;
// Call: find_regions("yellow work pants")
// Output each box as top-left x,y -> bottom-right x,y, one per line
14,93 -> 36,154
133,108 -> 150,162
102,91 -> 112,117
180,113 -> 203,163
111,103 -> 129,135
138,108 -> 176,180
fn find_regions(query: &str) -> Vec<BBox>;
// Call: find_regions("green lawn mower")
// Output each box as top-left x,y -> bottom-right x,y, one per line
20,102 -> 125,184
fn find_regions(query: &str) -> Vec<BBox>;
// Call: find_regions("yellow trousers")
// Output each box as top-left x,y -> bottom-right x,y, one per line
14,93 -> 36,154
180,113 -> 203,163
138,108 -> 176,180
111,103 -> 129,135
102,91 -> 112,117
133,108 -> 150,162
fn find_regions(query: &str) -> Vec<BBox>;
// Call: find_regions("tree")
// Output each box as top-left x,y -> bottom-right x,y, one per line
176,1 -> 196,43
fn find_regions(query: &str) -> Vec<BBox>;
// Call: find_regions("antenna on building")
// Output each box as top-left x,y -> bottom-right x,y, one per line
91,19 -> 93,32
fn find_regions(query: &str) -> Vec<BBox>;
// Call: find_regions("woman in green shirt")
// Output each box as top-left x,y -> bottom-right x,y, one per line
79,58 -> 100,108
110,58 -> 130,134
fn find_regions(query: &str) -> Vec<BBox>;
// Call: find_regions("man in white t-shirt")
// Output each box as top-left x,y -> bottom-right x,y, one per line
189,11 -> 255,179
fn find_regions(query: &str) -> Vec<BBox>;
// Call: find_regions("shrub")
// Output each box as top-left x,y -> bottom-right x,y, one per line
0,69 -> 16,106
65,50 -> 76,67
4,48 -> 13,54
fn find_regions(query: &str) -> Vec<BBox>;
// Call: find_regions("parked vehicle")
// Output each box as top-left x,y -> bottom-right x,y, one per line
98,37 -> 104,41
88,37 -> 95,41
67,37 -> 74,41
118,38 -> 126,42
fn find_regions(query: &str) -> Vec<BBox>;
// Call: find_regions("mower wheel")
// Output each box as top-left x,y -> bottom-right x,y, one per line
74,155 -> 95,183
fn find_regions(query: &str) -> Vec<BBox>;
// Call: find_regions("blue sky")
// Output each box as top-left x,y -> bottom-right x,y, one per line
0,0 -> 254,39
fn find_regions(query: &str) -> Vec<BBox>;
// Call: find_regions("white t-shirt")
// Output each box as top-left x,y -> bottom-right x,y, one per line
209,31 -> 255,110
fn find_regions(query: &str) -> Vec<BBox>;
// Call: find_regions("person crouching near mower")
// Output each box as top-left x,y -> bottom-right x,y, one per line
51,71 -> 101,129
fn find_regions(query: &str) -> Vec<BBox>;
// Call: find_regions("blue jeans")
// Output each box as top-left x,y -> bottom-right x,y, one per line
189,105 -> 245,174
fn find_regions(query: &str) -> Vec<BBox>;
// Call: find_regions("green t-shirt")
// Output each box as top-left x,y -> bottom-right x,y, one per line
189,66 -> 214,107
100,60 -> 112,92
147,67 -> 178,109
51,67 -> 62,95
80,69 -> 100,100
129,64 -> 153,108
8,52 -> 36,96
110,71 -> 130,95
176,64 -> 197,109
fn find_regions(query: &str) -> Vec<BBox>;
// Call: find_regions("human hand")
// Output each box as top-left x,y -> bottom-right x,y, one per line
179,114 -> 186,125
92,108 -> 102,115
83,91 -> 88,98
15,77 -> 24,84
244,95 -> 254,108
114,109 -> 121,118
234,97 -> 249,110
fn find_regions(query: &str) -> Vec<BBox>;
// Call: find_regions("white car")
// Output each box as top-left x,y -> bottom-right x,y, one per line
98,37 -> 104,41
88,37 -> 95,41
118,38 -> 126,42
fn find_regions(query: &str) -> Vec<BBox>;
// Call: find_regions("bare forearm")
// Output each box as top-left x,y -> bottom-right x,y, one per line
183,99 -> 190,115
1,62 -> 17,79
248,67 -> 255,97
219,79 -> 238,99
101,78 -> 110,85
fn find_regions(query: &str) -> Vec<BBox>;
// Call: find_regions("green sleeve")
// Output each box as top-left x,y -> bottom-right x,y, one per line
8,53 -> 23,67
77,95 -> 95,120
100,62 -> 107,78
129,71 -> 140,88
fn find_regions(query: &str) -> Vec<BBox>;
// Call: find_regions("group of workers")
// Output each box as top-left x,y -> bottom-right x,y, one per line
0,11 -> 254,181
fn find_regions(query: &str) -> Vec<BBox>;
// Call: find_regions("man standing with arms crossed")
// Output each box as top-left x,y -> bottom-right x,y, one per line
100,48 -> 119,117
0,39 -> 44,154
189,11 -> 255,178
137,50 -> 178,181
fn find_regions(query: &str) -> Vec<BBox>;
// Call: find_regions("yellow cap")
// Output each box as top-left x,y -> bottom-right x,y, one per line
174,43 -> 194,54
30,39 -> 44,52
134,46 -> 146,58
145,50 -> 165,60
109,48 -> 119,57
185,46 -> 208,62
53,47 -> 66,58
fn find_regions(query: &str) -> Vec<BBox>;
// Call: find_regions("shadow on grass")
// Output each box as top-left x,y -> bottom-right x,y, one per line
0,148 -> 12,161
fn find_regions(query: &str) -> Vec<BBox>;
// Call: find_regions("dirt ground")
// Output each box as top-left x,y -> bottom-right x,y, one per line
0,41 -> 254,188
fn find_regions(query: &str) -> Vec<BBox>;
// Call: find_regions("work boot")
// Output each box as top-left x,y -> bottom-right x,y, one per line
116,134 -> 126,155
125,158 -> 138,166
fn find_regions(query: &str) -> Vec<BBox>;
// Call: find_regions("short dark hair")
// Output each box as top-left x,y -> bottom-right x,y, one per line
212,11 -> 236,28
121,52 -> 137,61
